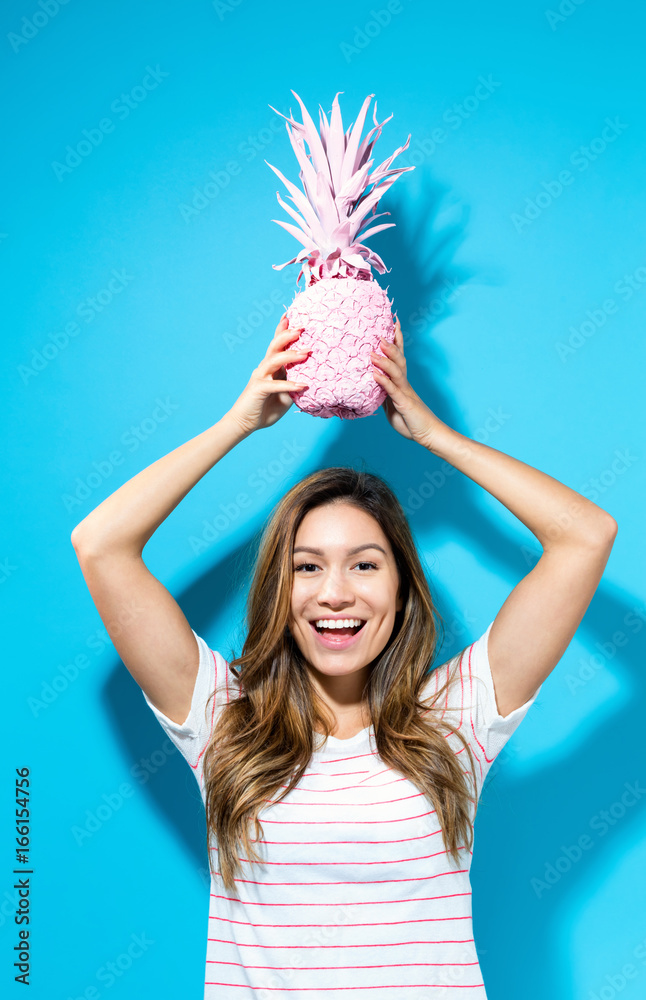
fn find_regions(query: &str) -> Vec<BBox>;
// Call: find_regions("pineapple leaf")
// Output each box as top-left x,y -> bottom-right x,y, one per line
315,170 -> 340,229
355,113 -> 394,172
327,91 -> 347,192
289,90 -> 333,188
265,159 -> 325,237
270,218 -> 317,251
267,91 -> 415,280
354,222 -> 396,242
274,191 -> 318,243
338,93 -> 376,190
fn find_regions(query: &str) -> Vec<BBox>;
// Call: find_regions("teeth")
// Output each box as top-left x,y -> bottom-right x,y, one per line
314,618 -> 364,629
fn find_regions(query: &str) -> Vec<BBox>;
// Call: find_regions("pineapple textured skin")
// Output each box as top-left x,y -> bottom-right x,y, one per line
285,277 -> 395,419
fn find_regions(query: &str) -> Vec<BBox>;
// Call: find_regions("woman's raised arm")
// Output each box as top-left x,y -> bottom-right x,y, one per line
372,318 -> 618,717
70,316 -> 310,724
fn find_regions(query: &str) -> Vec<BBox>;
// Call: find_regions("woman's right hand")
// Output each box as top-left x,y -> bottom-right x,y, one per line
225,314 -> 311,437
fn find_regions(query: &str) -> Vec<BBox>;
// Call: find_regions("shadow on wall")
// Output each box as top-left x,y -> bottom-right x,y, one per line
103,174 -> 644,1000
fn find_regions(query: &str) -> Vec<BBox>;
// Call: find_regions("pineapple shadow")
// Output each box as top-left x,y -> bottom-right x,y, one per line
104,175 -> 643,1000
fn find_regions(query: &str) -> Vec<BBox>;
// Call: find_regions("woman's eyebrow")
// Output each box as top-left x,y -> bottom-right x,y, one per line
293,544 -> 387,556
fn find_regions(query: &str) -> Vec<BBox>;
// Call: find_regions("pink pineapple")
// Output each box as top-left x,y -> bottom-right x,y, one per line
265,91 -> 415,419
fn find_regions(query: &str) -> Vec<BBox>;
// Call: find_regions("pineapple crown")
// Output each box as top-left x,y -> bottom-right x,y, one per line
265,91 -> 415,286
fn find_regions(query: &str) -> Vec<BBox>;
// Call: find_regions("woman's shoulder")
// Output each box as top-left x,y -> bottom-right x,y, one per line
419,620 -> 496,720
141,628 -> 241,765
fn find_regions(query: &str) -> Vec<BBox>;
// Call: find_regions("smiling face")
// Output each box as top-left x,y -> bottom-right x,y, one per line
288,501 -> 403,690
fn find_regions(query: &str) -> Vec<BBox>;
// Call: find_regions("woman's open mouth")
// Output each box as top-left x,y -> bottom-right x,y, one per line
308,618 -> 366,650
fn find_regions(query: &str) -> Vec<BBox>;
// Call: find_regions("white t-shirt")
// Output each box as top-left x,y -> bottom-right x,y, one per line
142,620 -> 541,999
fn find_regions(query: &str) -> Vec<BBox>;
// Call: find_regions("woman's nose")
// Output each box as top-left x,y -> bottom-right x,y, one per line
316,571 -> 354,607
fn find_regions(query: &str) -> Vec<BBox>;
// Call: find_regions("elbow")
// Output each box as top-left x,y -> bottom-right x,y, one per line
550,509 -> 618,553
586,512 -> 618,549
70,523 -> 141,561
70,524 -> 91,559
70,524 -> 84,552
70,522 -> 103,560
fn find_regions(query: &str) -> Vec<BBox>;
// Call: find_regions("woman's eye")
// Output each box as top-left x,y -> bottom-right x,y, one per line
293,561 -> 377,573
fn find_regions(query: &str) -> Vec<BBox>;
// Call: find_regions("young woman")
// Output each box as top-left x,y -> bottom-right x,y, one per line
71,314 -> 617,998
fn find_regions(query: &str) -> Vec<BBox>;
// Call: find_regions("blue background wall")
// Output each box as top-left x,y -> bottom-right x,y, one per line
2,0 -> 644,997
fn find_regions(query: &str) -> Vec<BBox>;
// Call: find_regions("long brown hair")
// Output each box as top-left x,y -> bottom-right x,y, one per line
203,466 -> 479,892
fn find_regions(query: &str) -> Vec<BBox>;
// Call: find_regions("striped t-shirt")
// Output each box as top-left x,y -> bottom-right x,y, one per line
142,620 -> 541,998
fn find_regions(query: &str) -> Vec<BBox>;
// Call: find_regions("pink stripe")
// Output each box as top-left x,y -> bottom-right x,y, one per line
210,846 -> 470,867
230,868 -> 470,888
458,648 -> 466,730
205,980 -> 484,990
279,775 -> 408,792
189,648 -> 219,772
262,790 -> 424,808
468,643 -> 493,763
210,890 -> 472,909
258,809 -> 437,826
207,934 -> 474,949
315,750 -> 379,764
208,959 -> 481,970
221,829 -> 445,848
438,663 -> 448,720
302,770 -> 372,777
209,914 -> 473,928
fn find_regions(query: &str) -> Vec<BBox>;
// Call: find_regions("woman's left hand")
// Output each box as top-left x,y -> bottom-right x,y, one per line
371,318 -> 443,447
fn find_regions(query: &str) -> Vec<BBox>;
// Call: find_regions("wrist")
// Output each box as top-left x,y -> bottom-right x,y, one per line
422,422 -> 476,466
219,409 -> 254,444
414,415 -> 453,454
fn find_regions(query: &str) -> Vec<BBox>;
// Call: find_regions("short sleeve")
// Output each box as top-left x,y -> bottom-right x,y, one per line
141,628 -> 234,789
424,620 -> 542,790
